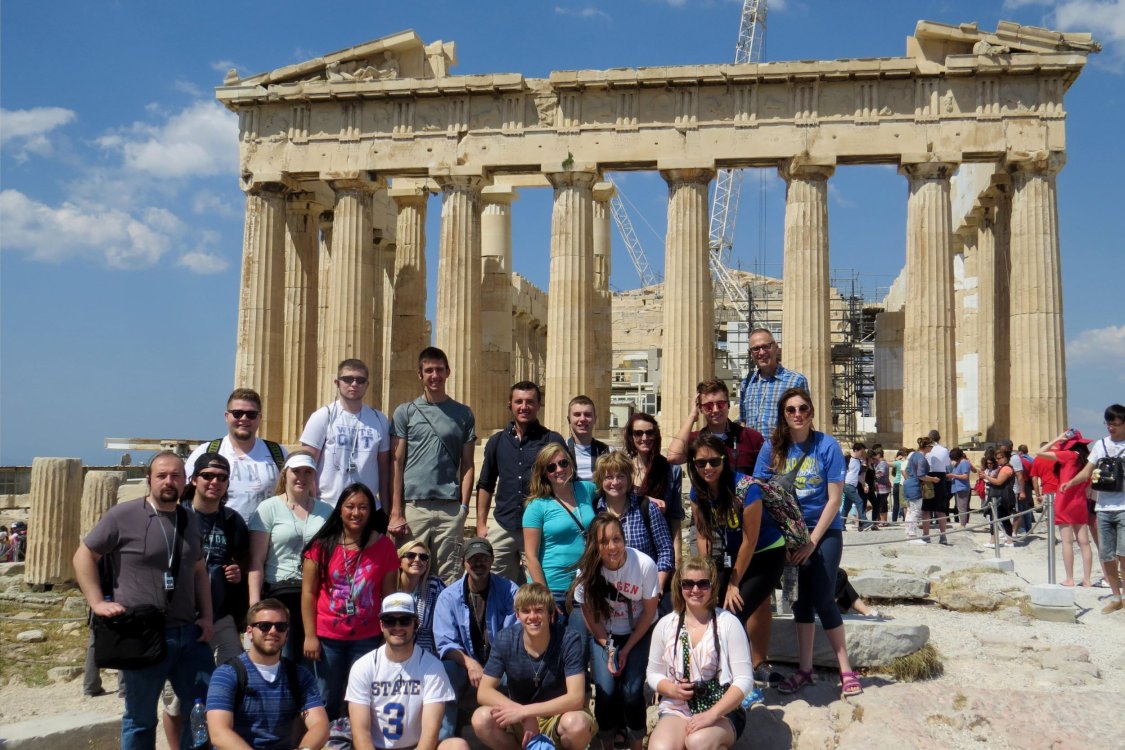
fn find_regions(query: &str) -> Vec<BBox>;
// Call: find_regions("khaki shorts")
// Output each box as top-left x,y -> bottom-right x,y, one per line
504,710 -> 598,745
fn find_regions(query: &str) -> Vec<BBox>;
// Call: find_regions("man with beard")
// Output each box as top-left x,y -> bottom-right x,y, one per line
73,452 -> 215,750
347,592 -> 469,750
186,388 -> 288,522
206,599 -> 328,750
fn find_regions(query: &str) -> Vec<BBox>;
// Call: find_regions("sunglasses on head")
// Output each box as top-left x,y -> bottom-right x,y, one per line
380,615 -> 414,627
338,375 -> 368,385
546,459 -> 571,473
403,551 -> 430,562
692,456 -> 724,469
249,621 -> 289,633
229,409 -> 259,420
198,472 -> 229,483
680,579 -> 712,591
785,403 -> 811,415
631,429 -> 656,438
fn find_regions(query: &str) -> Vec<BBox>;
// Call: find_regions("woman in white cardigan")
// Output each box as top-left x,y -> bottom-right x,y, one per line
646,555 -> 754,750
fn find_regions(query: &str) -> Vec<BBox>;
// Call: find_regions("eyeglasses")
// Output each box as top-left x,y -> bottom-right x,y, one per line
692,457 -> 724,469
403,552 -> 430,562
249,621 -> 289,633
338,376 -> 368,385
699,400 -> 728,413
749,343 -> 775,353
229,409 -> 260,420
198,472 -> 229,483
631,429 -> 656,438
785,404 -> 811,415
680,579 -> 712,591
546,459 -> 571,473
380,615 -> 414,627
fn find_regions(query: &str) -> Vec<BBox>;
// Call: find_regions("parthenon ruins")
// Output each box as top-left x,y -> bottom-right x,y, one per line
216,20 -> 1097,448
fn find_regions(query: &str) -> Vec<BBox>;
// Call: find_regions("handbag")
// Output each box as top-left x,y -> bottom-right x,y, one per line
93,604 -> 166,669
921,481 -> 935,501
759,440 -> 813,550
680,611 -> 730,714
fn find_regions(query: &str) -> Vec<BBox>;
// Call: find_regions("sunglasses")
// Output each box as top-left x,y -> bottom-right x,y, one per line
338,376 -> 368,385
699,400 -> 728,413
680,579 -> 712,591
631,429 -> 656,438
785,403 -> 811,415
380,615 -> 414,627
692,457 -> 724,469
249,621 -> 289,633
229,409 -> 259,420
198,472 -> 229,483
403,551 -> 430,562
546,459 -> 571,473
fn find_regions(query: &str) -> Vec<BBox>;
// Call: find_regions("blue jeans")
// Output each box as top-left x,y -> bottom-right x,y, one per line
589,628 -> 652,737
842,484 -> 869,528
316,635 -> 382,721
441,658 -> 469,740
120,623 -> 214,750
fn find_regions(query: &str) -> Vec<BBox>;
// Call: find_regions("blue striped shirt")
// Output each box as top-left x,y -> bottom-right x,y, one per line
739,365 -> 810,436
206,652 -> 322,750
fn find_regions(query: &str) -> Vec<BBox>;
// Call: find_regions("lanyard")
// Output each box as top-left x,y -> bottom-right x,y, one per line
155,508 -> 179,573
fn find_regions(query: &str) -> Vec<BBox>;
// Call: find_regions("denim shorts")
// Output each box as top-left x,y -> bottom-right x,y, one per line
1096,509 -> 1125,562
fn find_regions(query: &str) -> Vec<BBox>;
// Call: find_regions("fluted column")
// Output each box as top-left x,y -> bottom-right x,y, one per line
479,187 -> 517,432
316,213 -> 334,405
513,313 -> 530,384
281,194 -> 320,443
323,175 -> 379,409
234,178 -> 288,440
975,195 -> 1004,442
779,158 -> 834,424
900,159 -> 959,443
543,169 -> 598,431
81,471 -> 125,538
592,182 -> 615,422
660,167 -> 715,426
26,458 -> 82,586
993,183 -> 1012,433
1007,152 -> 1067,446
435,173 -> 485,407
387,187 -> 429,412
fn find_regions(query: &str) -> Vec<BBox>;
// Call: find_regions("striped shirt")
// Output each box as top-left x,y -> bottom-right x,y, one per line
739,365 -> 810,437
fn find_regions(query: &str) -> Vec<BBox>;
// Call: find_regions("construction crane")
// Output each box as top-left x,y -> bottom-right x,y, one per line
609,182 -> 660,288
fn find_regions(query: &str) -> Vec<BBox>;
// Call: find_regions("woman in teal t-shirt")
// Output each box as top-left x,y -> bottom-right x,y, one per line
522,443 -> 596,628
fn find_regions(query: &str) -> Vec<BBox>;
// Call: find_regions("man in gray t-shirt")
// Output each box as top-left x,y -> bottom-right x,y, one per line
389,347 -> 477,584
73,452 -> 215,750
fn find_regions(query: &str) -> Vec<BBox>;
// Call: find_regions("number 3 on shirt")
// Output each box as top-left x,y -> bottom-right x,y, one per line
382,702 -> 405,740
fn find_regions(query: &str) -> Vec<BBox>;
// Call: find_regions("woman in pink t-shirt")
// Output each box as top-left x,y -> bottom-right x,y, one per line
1038,431 -> 1094,586
301,482 -> 398,720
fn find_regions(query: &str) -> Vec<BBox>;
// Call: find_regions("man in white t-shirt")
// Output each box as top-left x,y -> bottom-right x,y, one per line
185,388 -> 288,522
346,592 -> 468,750
300,358 -> 391,509
1062,404 -> 1125,614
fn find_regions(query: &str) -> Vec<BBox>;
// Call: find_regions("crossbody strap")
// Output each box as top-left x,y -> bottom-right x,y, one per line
410,403 -> 462,472
553,495 -> 587,536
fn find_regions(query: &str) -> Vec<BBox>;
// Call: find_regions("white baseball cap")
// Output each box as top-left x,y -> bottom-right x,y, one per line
283,453 -> 318,472
381,592 -> 416,617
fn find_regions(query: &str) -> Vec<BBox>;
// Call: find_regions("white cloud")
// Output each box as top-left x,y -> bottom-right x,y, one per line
177,250 -> 229,274
828,182 -> 856,208
0,106 -> 76,161
555,5 -> 612,21
98,101 -> 238,179
192,190 -> 242,218
1067,324 -> 1125,374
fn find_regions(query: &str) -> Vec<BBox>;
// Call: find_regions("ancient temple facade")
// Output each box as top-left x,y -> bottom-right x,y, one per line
217,21 -> 1096,448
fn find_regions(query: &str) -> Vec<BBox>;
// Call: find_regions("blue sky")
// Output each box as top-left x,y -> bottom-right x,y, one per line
2,0 -> 1122,465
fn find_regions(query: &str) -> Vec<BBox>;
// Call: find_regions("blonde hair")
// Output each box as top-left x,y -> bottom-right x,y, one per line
274,449 -> 317,496
525,443 -> 571,506
593,452 -> 634,494
670,555 -> 719,613
514,581 -> 555,612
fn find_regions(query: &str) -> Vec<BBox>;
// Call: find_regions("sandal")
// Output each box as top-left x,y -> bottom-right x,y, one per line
840,671 -> 863,697
778,668 -> 814,694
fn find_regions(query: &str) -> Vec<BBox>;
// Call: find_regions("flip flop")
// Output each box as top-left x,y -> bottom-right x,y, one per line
840,671 -> 863,697
778,668 -> 814,694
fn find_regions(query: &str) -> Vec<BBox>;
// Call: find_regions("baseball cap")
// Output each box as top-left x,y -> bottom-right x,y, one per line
380,592 -> 416,617
283,453 -> 318,472
463,537 -> 494,561
193,452 -> 231,476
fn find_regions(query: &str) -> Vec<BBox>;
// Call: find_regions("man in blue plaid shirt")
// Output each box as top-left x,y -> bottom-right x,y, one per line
738,328 -> 810,438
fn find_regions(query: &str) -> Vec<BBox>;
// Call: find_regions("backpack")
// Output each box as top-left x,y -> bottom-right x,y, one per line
1092,439 -> 1125,493
208,438 -> 285,471
228,655 -> 305,713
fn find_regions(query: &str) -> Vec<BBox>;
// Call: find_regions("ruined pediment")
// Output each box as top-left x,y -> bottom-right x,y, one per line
223,30 -> 457,87
910,19 -> 1101,65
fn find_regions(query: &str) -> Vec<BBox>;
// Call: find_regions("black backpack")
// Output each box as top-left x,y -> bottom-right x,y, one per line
207,439 -> 286,471
1092,439 -> 1125,493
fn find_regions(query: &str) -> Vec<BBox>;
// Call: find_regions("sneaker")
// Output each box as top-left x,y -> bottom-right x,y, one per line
1102,599 -> 1123,614
939,537 -> 951,546
753,664 -> 771,686
910,538 -> 929,545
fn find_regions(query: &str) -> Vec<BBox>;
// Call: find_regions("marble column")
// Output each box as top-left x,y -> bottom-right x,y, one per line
544,169 -> 598,432
386,187 -> 429,412
281,194 -> 320,443
323,175 -> 379,410
992,182 -> 1012,435
480,187 -> 517,432
975,196 -> 1004,442
660,168 -> 715,427
435,173 -> 485,407
779,158 -> 835,424
900,160 -> 959,444
234,179 -> 288,440
316,213 -> 334,406
25,458 -> 82,586
512,313 -> 530,384
80,470 -> 125,538
1007,153 -> 1067,446
592,182 -> 616,423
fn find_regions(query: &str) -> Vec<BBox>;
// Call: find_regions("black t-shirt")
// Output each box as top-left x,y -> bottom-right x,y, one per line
191,505 -> 249,619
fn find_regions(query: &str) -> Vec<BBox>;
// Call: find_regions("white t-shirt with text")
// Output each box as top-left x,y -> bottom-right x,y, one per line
300,402 -> 391,507
185,436 -> 286,522
574,547 -> 660,636
345,645 -> 454,749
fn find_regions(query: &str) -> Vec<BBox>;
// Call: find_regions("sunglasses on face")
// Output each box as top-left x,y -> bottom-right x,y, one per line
546,459 -> 571,473
632,429 -> 656,438
680,579 -> 712,591
338,376 -> 368,385
380,615 -> 414,627
229,410 -> 259,420
699,401 -> 728,413
785,403 -> 811,415
403,552 -> 430,562
249,621 -> 289,633
692,457 -> 724,469
198,472 -> 229,483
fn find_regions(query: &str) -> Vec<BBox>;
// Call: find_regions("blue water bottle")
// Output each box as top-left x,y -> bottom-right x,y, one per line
189,698 -> 209,748
741,686 -> 764,710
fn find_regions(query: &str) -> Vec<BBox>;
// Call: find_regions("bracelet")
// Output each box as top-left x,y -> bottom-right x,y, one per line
460,504 -> 470,513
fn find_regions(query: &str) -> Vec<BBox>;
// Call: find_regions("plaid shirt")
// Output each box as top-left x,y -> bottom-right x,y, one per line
595,494 -> 674,573
739,364 -> 809,437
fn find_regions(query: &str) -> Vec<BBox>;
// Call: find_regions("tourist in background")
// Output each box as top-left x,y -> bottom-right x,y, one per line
1039,431 -> 1095,587
752,388 -> 860,698
623,412 -> 684,564
301,483 -> 396,720
983,449 -> 1019,547
891,449 -> 907,523
947,448 -> 975,529
842,443 -> 869,532
395,540 -> 445,655
248,451 -> 333,664
903,438 -> 938,541
872,447 -> 892,528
